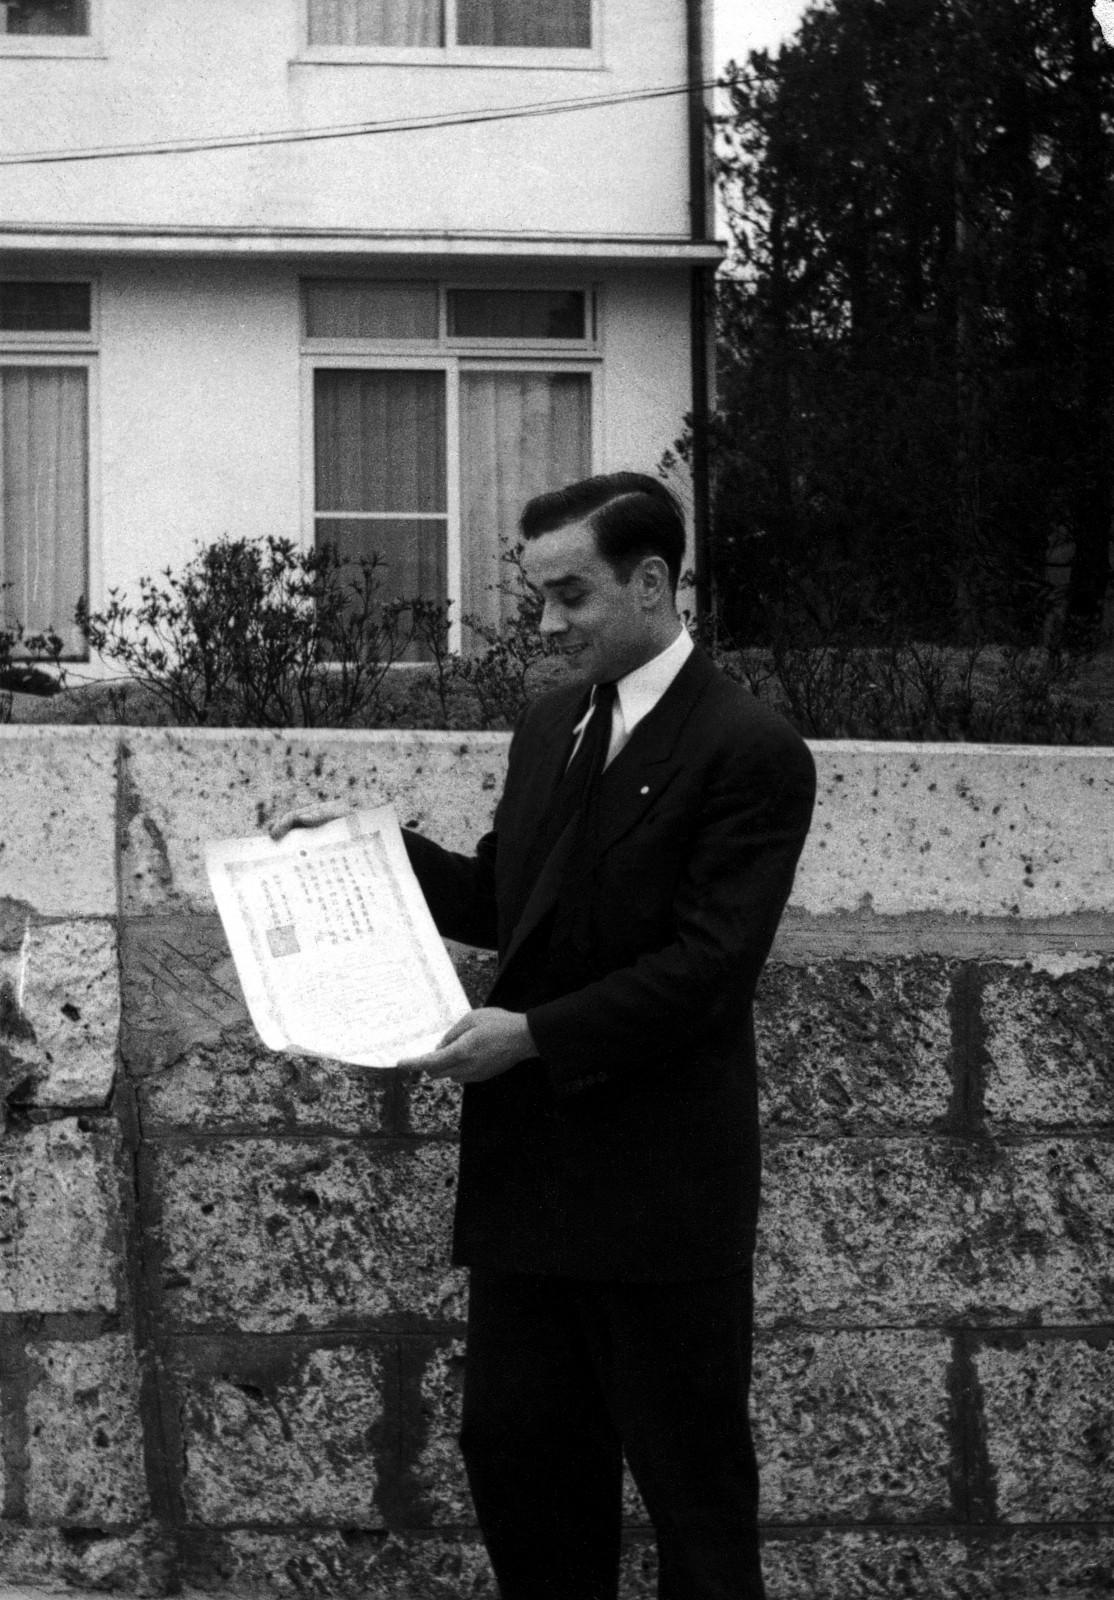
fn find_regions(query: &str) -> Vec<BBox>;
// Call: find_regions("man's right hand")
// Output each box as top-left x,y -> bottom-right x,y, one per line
268,801 -> 351,842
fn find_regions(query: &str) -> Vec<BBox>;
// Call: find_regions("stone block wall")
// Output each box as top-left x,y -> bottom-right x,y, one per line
0,727 -> 1111,1598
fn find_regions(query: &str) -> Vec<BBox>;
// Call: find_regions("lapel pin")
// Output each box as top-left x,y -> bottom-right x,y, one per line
640,785 -> 650,795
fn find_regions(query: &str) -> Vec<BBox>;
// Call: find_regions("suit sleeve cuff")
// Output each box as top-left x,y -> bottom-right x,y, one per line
525,1003 -> 612,1096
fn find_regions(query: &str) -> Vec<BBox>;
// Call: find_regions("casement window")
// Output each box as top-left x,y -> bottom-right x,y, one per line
304,0 -> 595,61
0,0 -> 100,54
0,281 -> 94,656
304,280 -> 598,656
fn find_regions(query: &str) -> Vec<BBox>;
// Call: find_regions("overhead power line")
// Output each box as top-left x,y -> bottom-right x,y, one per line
0,77 -> 729,169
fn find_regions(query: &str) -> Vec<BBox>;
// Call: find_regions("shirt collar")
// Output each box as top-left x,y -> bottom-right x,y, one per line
615,626 -> 693,737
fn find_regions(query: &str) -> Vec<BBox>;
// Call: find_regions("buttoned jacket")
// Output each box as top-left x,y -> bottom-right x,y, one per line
404,646 -> 816,1281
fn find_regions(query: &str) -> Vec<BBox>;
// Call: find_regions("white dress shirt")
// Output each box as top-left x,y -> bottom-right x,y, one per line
570,626 -> 694,768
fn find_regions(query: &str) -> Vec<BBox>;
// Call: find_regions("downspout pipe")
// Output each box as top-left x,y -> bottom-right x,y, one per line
686,0 -> 714,621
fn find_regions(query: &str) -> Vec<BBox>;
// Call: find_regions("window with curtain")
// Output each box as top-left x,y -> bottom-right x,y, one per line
460,371 -> 591,633
306,0 -> 590,49
0,366 -> 89,654
306,279 -> 596,654
307,0 -> 441,46
0,1 -> 88,34
314,369 -> 448,660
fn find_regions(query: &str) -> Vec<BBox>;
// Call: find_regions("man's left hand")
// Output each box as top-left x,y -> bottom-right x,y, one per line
396,1008 -> 535,1083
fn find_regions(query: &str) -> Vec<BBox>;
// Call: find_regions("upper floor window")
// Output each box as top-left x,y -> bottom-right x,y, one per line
0,0 -> 87,34
304,0 -> 594,60
0,0 -> 99,54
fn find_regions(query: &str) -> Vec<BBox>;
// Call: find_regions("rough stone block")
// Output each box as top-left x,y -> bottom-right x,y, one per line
976,1333 -> 1114,1521
119,916 -> 251,1075
0,1121 -> 120,1313
412,1337 -> 470,1524
180,1528 -> 496,1600
754,1330 -> 953,1522
120,728 -> 508,914
25,1335 -> 148,1526
982,958 -> 1114,1128
154,1139 -> 464,1331
798,745 -> 1114,917
0,1521 -> 174,1594
0,921 -> 119,1107
758,1137 -> 1114,1325
404,1075 -> 463,1138
177,1343 -> 383,1526
0,728 -> 119,917
755,959 -> 954,1132
140,1041 -> 388,1135
761,1527 -> 1114,1599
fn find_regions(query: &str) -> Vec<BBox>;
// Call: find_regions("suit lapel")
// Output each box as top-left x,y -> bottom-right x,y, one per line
580,645 -> 716,868
494,648 -> 716,985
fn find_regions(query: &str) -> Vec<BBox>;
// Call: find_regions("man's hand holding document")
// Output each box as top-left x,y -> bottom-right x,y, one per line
205,806 -> 469,1068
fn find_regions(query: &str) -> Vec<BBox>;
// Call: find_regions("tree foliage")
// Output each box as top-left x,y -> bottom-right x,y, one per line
714,0 -> 1114,646
75,536 -> 439,727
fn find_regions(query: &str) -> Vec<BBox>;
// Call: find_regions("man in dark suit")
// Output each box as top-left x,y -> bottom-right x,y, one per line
276,473 -> 815,1600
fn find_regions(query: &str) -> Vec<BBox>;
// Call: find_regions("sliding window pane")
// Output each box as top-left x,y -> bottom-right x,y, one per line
314,368 -> 447,660
305,281 -> 438,341
315,518 -> 447,661
307,0 -> 441,46
457,0 -> 589,47
448,289 -> 585,341
314,369 -> 446,513
0,282 -> 91,333
460,370 -> 590,635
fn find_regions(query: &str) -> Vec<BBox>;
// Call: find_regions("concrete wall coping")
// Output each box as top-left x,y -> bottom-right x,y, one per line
3,727 -> 1112,921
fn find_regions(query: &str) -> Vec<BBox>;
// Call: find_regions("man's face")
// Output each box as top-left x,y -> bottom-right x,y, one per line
521,517 -> 658,685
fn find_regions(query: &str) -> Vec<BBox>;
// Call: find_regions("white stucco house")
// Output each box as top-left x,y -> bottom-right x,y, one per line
0,0 -> 718,663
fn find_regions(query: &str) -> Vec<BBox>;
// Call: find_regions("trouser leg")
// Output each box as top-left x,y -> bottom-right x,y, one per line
460,1270 -> 625,1600
588,1269 -> 766,1600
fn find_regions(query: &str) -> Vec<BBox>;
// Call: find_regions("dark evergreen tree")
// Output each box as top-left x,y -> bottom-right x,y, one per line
714,0 -> 1114,645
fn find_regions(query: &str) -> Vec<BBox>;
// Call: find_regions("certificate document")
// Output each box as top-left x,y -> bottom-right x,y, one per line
205,807 -> 469,1067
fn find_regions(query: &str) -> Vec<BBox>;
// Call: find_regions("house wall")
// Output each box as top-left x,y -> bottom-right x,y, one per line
0,728 -> 1111,1599
86,258 -> 692,624
0,0 -> 696,238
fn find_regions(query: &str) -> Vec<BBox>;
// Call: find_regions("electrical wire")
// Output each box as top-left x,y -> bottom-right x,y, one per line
0,77 -> 730,168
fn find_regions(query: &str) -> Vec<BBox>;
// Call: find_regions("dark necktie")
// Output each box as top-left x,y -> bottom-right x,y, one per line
529,681 -> 618,876
557,681 -> 617,807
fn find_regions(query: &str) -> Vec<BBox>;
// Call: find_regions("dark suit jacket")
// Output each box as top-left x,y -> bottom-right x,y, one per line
404,646 -> 816,1282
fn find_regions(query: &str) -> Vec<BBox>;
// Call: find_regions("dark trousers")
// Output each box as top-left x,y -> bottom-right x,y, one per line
460,1267 -> 766,1600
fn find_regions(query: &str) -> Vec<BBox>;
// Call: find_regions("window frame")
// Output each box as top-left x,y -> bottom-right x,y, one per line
0,0 -> 103,58
0,277 -> 99,660
302,350 -> 601,655
302,279 -> 599,357
296,0 -> 601,69
0,276 -> 99,348
0,350 -> 98,661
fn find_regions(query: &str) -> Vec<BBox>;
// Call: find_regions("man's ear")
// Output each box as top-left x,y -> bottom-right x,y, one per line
636,554 -> 671,608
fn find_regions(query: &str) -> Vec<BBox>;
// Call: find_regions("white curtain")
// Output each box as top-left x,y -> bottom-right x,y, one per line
457,0 -> 589,47
0,366 -> 87,653
308,0 -> 441,46
459,371 -> 590,634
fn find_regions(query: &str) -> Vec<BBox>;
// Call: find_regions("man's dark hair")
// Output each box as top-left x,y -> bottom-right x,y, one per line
519,472 -> 686,593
